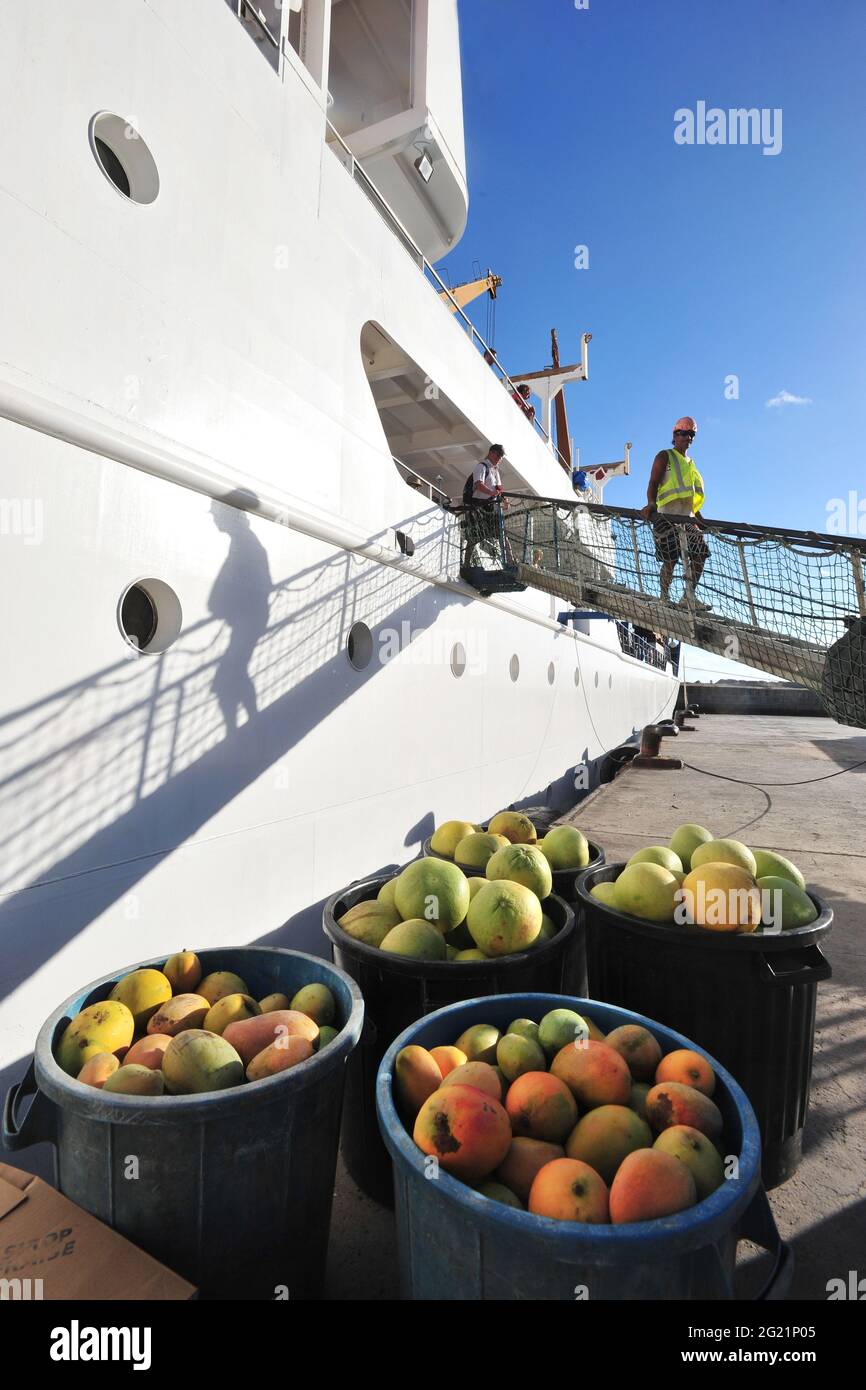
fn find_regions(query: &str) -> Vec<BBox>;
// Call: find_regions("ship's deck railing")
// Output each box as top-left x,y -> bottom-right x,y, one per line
325,120 -> 572,475
393,458 -> 450,506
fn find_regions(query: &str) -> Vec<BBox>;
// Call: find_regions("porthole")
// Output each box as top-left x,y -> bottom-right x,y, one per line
347,622 -> 373,670
451,642 -> 467,677
118,578 -> 182,654
89,113 -> 160,204
547,662 -> 556,686
574,668 -> 580,687
509,654 -> 520,682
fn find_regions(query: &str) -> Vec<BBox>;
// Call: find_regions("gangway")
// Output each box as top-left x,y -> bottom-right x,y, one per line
457,494 -> 866,728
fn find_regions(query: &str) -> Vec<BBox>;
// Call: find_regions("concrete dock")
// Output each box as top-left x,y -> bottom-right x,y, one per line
326,713 -> 866,1299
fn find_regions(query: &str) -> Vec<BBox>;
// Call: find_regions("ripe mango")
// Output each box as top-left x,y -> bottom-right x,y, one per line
222,1010 -> 319,1067
147,993 -> 210,1036
259,993 -> 290,1014
109,969 -> 172,1031
77,1054 -> 120,1089
203,993 -> 261,1036
290,984 -> 336,1027
395,1045 -> 443,1115
197,971 -> 250,1006
162,1030 -> 245,1094
103,1064 -> 165,1096
163,951 -> 202,995
56,1001 -> 135,1077
645,1081 -> 723,1142
315,1026 -> 339,1051
124,1034 -> 172,1070
246,1035 -> 314,1082
454,1023 -> 500,1065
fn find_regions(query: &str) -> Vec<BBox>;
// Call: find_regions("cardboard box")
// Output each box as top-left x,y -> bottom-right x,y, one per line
0,1163 -> 195,1300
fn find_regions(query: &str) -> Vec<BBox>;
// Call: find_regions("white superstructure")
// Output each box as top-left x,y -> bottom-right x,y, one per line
0,0 -> 676,1071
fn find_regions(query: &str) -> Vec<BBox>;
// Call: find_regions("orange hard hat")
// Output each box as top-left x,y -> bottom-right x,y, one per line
673,416 -> 697,432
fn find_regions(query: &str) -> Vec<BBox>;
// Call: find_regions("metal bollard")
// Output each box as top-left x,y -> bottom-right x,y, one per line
631,722 -> 683,770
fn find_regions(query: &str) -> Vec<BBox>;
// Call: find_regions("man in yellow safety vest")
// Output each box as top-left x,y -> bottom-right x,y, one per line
641,417 -> 711,609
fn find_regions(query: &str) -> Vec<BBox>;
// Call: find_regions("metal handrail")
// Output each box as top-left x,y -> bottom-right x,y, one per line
393,457 -> 450,506
235,0 -> 280,49
500,493 -> 866,554
325,119 -> 573,473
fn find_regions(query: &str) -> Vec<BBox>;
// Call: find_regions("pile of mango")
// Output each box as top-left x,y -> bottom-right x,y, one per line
590,823 -> 817,934
396,1008 -> 728,1224
337,813 -> 590,963
56,953 -> 340,1096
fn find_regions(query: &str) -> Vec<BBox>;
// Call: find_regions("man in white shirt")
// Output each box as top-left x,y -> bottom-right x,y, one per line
465,444 -> 505,565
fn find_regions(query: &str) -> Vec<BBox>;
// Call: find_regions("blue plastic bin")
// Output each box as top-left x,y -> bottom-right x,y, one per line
3,948 -> 363,1300
377,993 -> 791,1300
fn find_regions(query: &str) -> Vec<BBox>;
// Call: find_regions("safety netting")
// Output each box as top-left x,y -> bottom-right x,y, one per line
452,493 -> 866,728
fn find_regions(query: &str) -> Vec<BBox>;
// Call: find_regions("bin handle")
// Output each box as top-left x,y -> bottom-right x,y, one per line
757,944 -> 831,987
738,1185 -> 793,1301
2,1058 -> 56,1152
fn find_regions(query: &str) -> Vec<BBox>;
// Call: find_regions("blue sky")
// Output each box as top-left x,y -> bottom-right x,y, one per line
446,0 -> 866,681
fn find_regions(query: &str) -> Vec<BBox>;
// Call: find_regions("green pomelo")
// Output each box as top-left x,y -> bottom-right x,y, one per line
467,876 -> 487,900
485,844 -> 553,900
590,881 -> 618,906
627,846 -> 683,874
431,820 -> 477,857
474,1180 -> 524,1210
487,811 -> 537,844
337,900 -> 398,946
506,1018 -> 541,1045
454,1023 -> 501,1064
691,838 -> 757,876
315,1026 -> 339,1051
757,877 -> 818,930
393,858 -> 470,932
445,945 -> 460,960
496,1033 -> 547,1080
455,832 -> 509,868
376,878 -> 398,911
613,862 -> 680,922
467,880 -> 542,957
454,948 -> 486,961
538,913 -> 556,940
669,823 -> 714,871
752,850 -> 805,890
538,1008 -> 590,1057
539,825 -> 590,870
380,919 -> 447,960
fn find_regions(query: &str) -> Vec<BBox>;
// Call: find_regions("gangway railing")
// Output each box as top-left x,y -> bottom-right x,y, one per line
456,493 -> 866,727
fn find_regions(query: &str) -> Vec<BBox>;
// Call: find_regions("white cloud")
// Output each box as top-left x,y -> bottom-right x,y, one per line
765,389 -> 812,408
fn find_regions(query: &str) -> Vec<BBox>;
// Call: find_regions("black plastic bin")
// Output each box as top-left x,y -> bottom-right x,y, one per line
3,948 -> 363,1299
423,834 -> 605,904
323,875 -> 579,1205
576,864 -> 833,1189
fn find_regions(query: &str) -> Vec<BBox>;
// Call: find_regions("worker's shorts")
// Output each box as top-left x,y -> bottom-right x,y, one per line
652,515 -> 710,567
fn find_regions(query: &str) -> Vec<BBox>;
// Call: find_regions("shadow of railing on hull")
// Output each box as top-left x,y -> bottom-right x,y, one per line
0,505 -> 468,1005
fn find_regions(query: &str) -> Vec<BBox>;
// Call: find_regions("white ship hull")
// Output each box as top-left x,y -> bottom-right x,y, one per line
0,0 -> 676,1071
